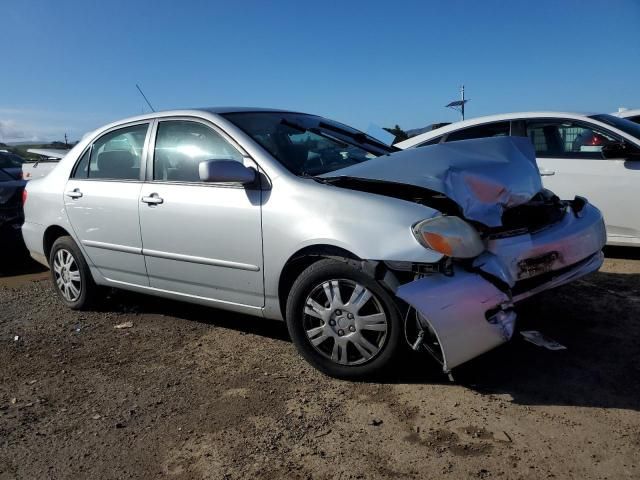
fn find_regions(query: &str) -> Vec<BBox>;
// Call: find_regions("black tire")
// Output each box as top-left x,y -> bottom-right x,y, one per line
49,235 -> 98,310
286,258 -> 402,379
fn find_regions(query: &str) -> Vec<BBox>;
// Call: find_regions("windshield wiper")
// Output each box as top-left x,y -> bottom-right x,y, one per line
318,122 -> 399,152
299,171 -> 331,184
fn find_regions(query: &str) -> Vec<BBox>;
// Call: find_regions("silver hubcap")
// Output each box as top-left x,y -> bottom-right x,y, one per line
53,248 -> 81,302
303,279 -> 388,366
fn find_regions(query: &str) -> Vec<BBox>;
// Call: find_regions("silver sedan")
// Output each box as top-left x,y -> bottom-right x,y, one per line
23,108 -> 606,379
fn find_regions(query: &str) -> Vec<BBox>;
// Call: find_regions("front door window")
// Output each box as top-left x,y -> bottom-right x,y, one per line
153,120 -> 243,182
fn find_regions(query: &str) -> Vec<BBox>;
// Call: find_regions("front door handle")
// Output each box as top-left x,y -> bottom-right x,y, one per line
66,188 -> 83,199
141,193 -> 164,205
540,169 -> 556,176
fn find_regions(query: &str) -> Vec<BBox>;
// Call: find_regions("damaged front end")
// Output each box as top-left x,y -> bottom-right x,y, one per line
395,200 -> 606,372
396,196 -> 606,373
324,137 -> 607,373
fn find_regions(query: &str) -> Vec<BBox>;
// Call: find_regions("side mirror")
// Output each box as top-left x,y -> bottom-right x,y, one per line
198,159 -> 256,184
601,141 -> 640,160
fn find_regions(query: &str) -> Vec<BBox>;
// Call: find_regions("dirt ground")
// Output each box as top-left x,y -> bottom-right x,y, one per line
1,250 -> 639,480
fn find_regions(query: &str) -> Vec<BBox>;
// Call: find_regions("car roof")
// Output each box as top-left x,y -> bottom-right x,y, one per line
201,106 -> 306,114
613,109 -> 640,118
84,107 -> 312,140
396,111 -> 600,148
127,106 -> 306,120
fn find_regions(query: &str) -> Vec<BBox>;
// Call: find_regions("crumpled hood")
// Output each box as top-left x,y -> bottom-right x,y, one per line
321,136 -> 543,227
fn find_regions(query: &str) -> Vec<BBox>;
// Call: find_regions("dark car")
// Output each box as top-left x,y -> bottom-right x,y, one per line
0,151 -> 25,180
0,167 -> 28,261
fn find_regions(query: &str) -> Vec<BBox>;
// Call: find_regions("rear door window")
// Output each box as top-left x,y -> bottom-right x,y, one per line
445,122 -> 510,142
73,123 -> 149,180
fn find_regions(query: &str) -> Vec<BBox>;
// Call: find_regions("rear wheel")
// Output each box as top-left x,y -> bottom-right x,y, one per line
49,236 -> 97,310
286,259 -> 402,379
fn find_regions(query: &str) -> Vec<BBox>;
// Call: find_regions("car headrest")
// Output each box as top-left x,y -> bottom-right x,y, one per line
96,150 -> 135,179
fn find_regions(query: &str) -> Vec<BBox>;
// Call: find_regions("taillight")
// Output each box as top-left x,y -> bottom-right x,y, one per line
22,189 -> 28,206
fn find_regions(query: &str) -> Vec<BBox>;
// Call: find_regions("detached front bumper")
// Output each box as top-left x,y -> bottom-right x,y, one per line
396,202 -> 606,372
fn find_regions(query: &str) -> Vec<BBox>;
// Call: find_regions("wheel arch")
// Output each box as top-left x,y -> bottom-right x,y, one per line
43,225 -> 73,261
277,244 -> 361,319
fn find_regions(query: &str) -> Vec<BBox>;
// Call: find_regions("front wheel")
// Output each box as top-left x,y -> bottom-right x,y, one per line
49,236 -> 98,310
286,259 -> 402,379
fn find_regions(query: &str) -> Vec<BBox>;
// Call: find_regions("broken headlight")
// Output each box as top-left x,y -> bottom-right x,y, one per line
412,216 -> 484,258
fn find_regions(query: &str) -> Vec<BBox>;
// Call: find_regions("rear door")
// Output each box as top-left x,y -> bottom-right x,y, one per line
138,118 -> 264,308
526,119 -> 640,242
64,122 -> 151,285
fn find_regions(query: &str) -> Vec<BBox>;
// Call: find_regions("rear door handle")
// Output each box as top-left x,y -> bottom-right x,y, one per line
540,169 -> 556,176
141,193 -> 164,205
66,188 -> 83,199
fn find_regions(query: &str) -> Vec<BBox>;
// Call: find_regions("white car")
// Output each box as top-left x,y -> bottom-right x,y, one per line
397,112 -> 640,246
23,149 -> 69,179
614,109 -> 640,124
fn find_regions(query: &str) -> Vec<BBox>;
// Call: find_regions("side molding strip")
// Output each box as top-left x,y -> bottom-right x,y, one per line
82,240 -> 142,255
81,240 -> 261,272
142,248 -> 261,272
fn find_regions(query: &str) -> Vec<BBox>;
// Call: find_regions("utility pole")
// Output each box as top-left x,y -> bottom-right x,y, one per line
445,85 -> 469,121
64,133 -> 68,147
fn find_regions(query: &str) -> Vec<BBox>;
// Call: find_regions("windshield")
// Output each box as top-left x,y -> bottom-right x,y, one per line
222,112 -> 395,176
0,152 -> 25,169
589,114 -> 640,141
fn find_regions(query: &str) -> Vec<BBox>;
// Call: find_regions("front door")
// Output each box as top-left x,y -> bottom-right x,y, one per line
64,122 -> 150,285
527,119 -> 640,243
138,118 -> 264,307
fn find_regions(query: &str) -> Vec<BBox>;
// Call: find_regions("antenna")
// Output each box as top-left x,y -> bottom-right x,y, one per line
136,83 -> 155,112
445,85 -> 469,121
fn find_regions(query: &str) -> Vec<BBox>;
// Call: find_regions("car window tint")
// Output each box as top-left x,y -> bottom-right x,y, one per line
629,115 -> 640,125
445,122 -> 510,142
75,124 -> 148,180
153,120 -> 243,182
526,121 -> 618,158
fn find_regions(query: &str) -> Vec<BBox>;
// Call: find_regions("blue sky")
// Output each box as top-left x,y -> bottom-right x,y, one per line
1,0 -> 639,142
